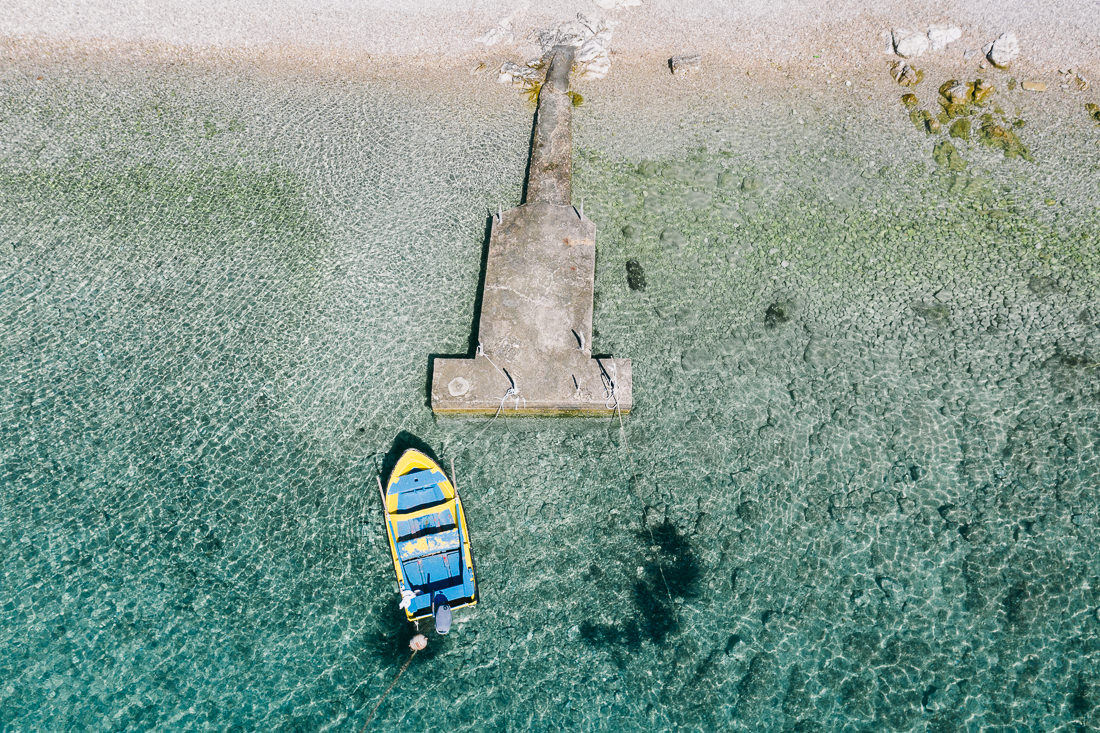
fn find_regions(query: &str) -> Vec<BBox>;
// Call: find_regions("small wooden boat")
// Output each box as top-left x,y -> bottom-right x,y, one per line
381,448 -> 478,625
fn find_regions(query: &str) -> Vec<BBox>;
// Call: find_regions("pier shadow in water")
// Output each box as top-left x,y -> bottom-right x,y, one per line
424,214 -> 494,407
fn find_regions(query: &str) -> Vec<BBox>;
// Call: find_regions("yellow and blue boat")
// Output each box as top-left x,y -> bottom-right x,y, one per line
381,449 -> 478,626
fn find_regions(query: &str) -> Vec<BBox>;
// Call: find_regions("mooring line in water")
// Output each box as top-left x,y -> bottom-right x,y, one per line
359,647 -> 419,732
602,371 -> 677,611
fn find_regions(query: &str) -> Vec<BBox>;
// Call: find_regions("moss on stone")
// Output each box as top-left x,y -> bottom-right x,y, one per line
910,109 -> 940,134
978,121 -> 1033,161
1087,102 -> 1100,123
949,118 -> 971,141
933,140 -> 967,171
972,80 -> 995,104
901,93 -> 918,109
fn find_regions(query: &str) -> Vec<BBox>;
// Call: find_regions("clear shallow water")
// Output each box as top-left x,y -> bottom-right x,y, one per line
1,53 -> 1098,730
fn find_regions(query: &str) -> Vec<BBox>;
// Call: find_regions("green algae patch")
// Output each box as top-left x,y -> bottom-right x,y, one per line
1087,103 -> 1100,123
978,121 -> 1033,160
910,109 -> 941,134
944,172 -> 990,197
0,161 -> 324,250
901,93 -> 918,109
568,91 -> 585,107
933,140 -> 966,171
936,79 -> 995,119
949,118 -> 972,141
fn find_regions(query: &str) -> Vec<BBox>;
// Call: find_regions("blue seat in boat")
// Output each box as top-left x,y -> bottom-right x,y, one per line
391,468 -> 447,511
397,528 -> 461,561
402,550 -> 461,588
400,548 -> 477,617
394,508 -> 456,541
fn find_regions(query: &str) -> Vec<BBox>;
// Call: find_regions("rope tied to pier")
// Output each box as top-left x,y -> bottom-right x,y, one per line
600,361 -> 677,611
455,343 -> 525,447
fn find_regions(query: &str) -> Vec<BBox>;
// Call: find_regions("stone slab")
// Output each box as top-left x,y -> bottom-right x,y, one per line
430,44 -> 632,416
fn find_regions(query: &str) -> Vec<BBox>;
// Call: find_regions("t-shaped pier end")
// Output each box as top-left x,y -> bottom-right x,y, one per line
431,45 -> 632,416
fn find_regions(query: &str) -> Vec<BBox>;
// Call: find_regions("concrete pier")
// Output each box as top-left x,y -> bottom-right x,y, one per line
431,45 -> 632,416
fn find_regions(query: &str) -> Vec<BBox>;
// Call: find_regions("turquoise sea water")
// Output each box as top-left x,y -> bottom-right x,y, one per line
2,52 -> 1098,729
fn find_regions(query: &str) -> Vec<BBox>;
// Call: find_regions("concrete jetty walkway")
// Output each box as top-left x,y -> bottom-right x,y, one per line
431,45 -> 632,416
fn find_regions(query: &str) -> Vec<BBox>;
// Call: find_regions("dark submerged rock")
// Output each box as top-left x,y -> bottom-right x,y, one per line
626,259 -> 647,291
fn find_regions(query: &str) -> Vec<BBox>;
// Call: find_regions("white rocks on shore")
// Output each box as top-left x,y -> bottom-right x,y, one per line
892,28 -> 928,58
985,32 -> 1019,68
927,25 -> 962,51
536,15 -> 615,80
495,14 -> 616,85
891,25 -> 961,58
497,61 -> 541,86
1058,69 -> 1090,91
669,54 -> 701,74
475,17 -> 514,47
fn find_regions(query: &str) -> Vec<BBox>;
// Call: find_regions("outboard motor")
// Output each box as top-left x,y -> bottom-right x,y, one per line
432,593 -> 452,635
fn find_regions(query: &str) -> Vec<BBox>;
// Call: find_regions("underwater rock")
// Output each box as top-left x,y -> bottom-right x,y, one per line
764,299 -> 796,329
684,188 -> 713,209
933,140 -> 966,171
912,300 -> 952,328
977,119 -> 1032,160
927,25 -> 962,51
659,228 -> 685,249
740,176 -> 763,193
625,260 -> 647,291
1088,103 -> 1100,123
621,224 -> 637,240
986,32 -> 1019,68
949,118 -> 971,140
900,93 -> 919,109
890,62 -> 922,87
892,28 -> 929,58
1021,80 -> 1047,92
910,109 -> 941,134
1027,274 -> 1063,296
736,653 -> 778,719
669,54 -> 702,74
717,170 -> 739,188
736,500 -> 762,524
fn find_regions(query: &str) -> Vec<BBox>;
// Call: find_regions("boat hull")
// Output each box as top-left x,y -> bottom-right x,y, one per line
383,449 -> 478,622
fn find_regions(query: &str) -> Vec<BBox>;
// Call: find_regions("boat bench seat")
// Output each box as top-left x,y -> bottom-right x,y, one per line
391,468 -> 447,511
394,509 -> 456,541
401,547 -> 463,587
397,528 -> 461,561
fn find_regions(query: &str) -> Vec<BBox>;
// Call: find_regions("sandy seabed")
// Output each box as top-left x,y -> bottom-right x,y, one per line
2,3 -> 1099,730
